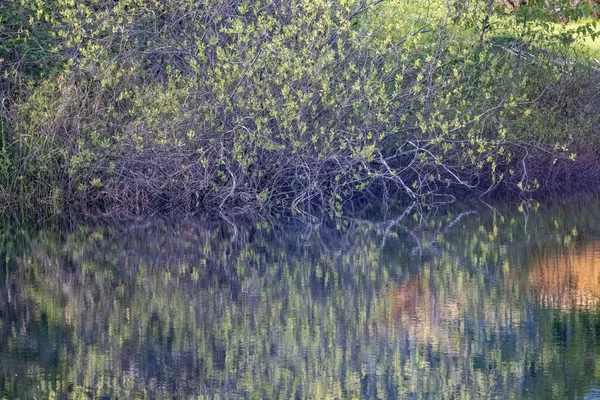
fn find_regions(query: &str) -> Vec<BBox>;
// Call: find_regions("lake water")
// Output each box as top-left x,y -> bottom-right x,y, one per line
2,199 -> 600,399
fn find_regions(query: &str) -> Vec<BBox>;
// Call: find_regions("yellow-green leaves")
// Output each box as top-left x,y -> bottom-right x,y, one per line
1,0 -> 586,218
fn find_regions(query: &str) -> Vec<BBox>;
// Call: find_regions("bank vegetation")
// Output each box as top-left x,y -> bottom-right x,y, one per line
1,0 -> 600,219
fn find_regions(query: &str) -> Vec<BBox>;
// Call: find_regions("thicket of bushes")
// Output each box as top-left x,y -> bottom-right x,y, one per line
1,0 -> 599,219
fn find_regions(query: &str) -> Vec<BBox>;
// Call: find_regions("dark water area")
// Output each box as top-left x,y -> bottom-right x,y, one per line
2,199 -> 600,399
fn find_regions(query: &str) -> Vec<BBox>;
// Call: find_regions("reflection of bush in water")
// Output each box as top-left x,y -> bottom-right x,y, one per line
2,202 -> 600,398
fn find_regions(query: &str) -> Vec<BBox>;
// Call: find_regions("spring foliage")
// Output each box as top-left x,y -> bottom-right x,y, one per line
1,0 -> 598,218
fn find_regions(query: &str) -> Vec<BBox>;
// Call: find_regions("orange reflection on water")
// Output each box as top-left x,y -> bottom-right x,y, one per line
529,242 -> 600,310
370,270 -> 463,350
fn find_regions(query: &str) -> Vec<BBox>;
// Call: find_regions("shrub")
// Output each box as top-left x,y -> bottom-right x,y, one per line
3,0 -> 596,218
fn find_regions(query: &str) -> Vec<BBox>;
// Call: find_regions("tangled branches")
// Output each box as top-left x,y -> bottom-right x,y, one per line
0,0 -> 590,220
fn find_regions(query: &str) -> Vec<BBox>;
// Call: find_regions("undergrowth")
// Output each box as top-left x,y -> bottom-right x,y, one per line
1,0 -> 599,220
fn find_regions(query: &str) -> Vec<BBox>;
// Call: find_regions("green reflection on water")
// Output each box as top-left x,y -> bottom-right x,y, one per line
1,199 -> 600,399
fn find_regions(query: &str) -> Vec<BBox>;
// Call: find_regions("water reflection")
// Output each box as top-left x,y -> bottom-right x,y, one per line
530,242 -> 600,310
1,200 -> 600,398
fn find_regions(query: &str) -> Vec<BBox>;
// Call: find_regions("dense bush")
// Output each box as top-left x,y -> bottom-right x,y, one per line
1,0 -> 598,218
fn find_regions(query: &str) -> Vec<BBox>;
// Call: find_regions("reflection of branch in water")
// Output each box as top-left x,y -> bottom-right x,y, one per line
409,230 -> 422,257
219,212 -> 238,241
379,204 -> 418,250
346,203 -> 417,250
398,210 -> 478,257
347,203 -> 416,231
520,201 -> 531,244
479,198 -> 498,215
403,210 -> 477,258
345,205 -> 477,256
442,211 -> 478,235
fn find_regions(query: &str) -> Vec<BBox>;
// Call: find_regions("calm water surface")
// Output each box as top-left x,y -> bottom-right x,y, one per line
2,200 -> 600,399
